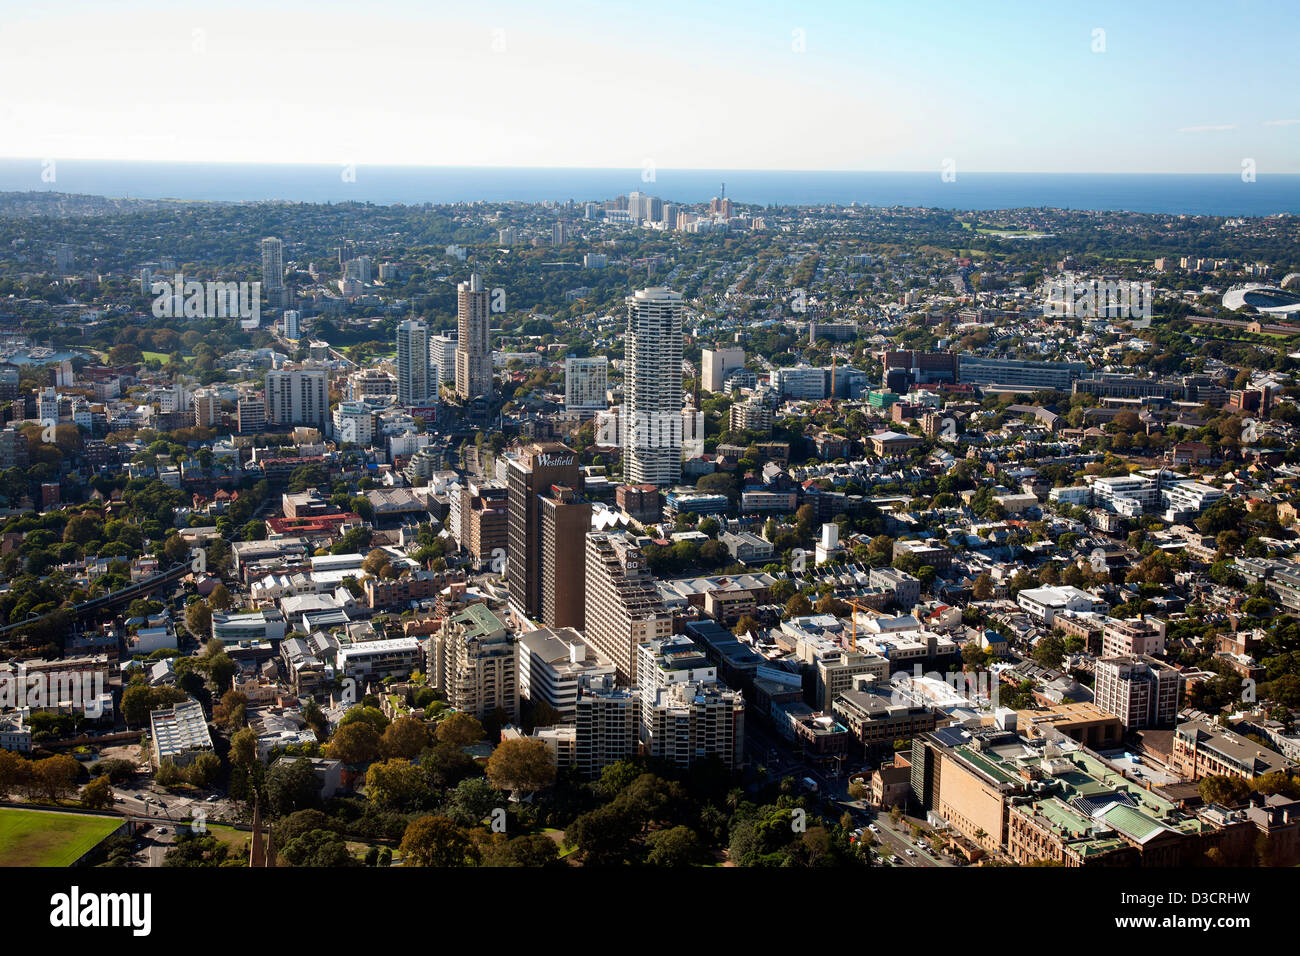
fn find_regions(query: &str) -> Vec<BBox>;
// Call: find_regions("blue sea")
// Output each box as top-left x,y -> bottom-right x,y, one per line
0,159 -> 1297,216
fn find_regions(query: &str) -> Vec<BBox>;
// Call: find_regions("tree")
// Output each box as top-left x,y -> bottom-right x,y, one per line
435,712 -> 485,749
565,805 -> 641,865
962,642 -> 989,669
971,572 -> 994,601
327,722 -> 382,766
381,716 -> 431,760
645,826 -> 707,867
362,548 -> 393,578
31,755 -> 80,802
281,829 -> 356,867
1199,774 -> 1251,807
187,752 -> 221,788
399,815 -> 480,867
784,593 -> 813,619
273,809 -> 333,847
185,600 -> 212,638
230,727 -> 257,768
81,776 -> 114,809
89,758 -> 136,784
443,776 -> 499,828
208,584 -> 234,611
264,758 -> 323,816
364,758 -> 430,811
121,684 -> 187,727
1032,634 -> 1066,670
213,690 -> 248,732
338,705 -> 389,734
479,832 -> 560,868
486,738 -> 556,794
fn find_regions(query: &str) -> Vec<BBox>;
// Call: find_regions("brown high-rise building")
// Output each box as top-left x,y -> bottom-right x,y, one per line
539,484 -> 591,629
507,442 -> 587,627
462,483 -> 509,571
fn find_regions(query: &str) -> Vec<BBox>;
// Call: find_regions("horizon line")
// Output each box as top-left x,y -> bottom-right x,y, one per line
0,156 -> 1297,178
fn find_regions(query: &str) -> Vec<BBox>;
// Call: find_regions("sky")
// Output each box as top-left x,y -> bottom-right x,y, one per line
0,0 -> 1296,174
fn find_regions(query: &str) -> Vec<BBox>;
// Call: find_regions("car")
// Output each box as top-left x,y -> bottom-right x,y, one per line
205,795 -> 218,802
868,823 -> 880,833
157,827 -> 168,834
906,849 -> 916,857
114,797 -> 124,803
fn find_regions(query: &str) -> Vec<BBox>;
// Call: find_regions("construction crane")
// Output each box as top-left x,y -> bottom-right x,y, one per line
845,596 -> 878,651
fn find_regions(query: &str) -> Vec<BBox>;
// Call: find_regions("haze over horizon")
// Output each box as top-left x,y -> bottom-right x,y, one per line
1,0 -> 1296,176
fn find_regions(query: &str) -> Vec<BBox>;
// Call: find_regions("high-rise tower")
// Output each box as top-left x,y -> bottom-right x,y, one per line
624,287 -> 684,485
455,274 -> 492,402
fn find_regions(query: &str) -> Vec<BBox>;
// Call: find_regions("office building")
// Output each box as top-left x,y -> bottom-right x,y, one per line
517,627 -> 616,722
701,346 -> 745,393
149,698 -> 214,769
640,679 -> 745,770
460,481 -> 509,571
624,287 -> 684,485
1101,618 -> 1165,659
332,400 -> 378,447
957,355 -> 1085,391
538,485 -> 591,629
347,368 -> 396,401
1093,656 -> 1181,729
336,637 -> 424,682
1172,718 -> 1295,782
729,400 -> 773,434
881,350 -> 958,391
283,310 -> 301,341
506,443 -> 587,627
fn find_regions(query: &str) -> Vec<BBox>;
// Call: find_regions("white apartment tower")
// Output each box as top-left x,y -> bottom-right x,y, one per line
261,237 -> 284,292
564,356 -> 608,411
429,333 -> 457,395
624,287 -> 684,485
264,367 -> 328,428
396,318 -> 431,406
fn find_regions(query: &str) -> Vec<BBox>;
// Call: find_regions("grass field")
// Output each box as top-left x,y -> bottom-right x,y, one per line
0,808 -> 122,867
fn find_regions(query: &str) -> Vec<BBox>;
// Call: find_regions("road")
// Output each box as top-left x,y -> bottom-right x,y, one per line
740,714 -> 957,868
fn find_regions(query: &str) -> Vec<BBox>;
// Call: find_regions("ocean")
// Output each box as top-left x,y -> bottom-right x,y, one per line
0,159 -> 1297,216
